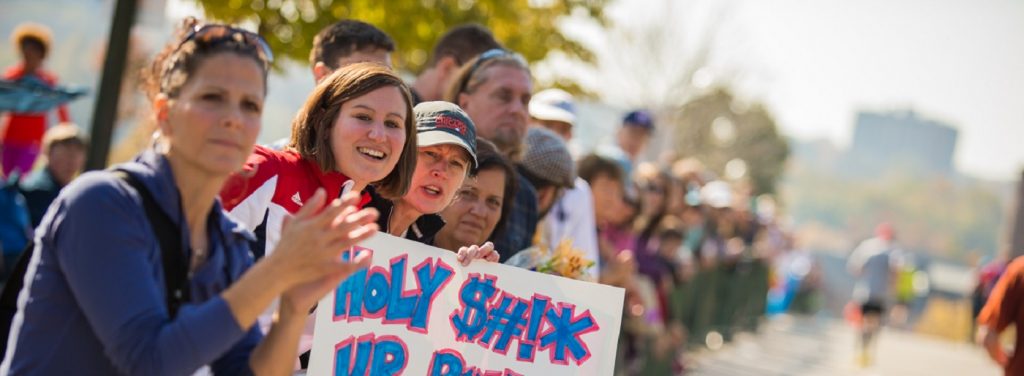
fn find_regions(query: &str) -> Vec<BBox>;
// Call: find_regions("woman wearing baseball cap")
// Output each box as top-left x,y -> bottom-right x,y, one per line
366,101 -> 499,265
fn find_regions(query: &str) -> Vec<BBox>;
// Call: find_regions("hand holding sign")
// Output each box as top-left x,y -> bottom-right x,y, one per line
456,241 -> 500,266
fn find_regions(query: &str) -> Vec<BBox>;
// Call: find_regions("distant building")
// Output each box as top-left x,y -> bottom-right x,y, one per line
842,110 -> 958,177
789,137 -> 842,172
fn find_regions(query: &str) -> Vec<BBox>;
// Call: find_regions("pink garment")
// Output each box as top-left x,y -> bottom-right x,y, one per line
601,223 -> 637,254
2,142 -> 40,177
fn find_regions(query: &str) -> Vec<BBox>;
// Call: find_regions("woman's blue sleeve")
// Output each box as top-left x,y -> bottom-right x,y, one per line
52,173 -> 249,375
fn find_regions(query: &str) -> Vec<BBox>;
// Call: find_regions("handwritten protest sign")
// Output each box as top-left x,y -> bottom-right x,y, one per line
308,233 -> 625,375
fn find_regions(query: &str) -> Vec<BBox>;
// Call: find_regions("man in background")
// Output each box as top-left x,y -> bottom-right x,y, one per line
270,19 -> 395,150
598,110 -> 655,188
410,24 -> 501,104
448,48 -> 535,260
529,88 -> 600,278
308,19 -> 395,80
517,127 -> 575,220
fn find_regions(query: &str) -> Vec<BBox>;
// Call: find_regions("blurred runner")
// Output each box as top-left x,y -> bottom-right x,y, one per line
847,222 -> 901,367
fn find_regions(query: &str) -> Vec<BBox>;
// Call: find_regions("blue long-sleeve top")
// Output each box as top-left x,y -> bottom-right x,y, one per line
0,149 -> 263,375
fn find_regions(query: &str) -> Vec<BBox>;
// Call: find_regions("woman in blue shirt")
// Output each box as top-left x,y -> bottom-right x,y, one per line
0,18 -> 379,375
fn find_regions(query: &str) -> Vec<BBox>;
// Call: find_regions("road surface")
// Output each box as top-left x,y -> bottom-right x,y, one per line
686,315 -> 1000,376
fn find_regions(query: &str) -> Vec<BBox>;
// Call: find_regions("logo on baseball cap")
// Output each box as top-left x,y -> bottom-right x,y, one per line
415,101 -> 478,169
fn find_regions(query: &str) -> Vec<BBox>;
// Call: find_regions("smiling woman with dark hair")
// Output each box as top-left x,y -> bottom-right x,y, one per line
220,62 -> 418,261
217,58 -> 419,369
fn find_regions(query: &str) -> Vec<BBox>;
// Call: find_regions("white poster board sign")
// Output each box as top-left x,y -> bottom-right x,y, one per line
308,233 -> 624,375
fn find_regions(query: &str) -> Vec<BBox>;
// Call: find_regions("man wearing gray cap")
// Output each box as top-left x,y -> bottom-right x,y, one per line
529,88 -> 600,278
517,127 -> 576,224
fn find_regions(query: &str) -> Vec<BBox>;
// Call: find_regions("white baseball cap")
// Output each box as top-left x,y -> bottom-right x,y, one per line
529,88 -> 576,126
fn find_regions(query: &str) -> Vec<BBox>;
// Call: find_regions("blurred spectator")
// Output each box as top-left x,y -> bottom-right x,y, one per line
633,163 -> 670,257
579,154 -> 626,228
529,89 -> 601,277
665,174 -> 688,219
768,240 -> 821,316
2,22 -> 71,178
597,109 -> 655,188
652,223 -> 685,310
600,250 -> 643,373
529,88 -> 575,145
411,24 -> 501,104
679,204 -> 707,261
0,174 -> 31,276
270,19 -> 395,150
309,19 -> 395,79
578,154 -> 630,266
517,127 -> 575,218
699,180 -> 733,266
18,124 -> 87,227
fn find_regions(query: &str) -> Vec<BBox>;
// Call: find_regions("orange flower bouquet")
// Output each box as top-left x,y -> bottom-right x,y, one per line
505,230 -> 595,281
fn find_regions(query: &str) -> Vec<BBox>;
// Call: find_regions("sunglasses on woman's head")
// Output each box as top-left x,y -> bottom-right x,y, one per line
180,24 -> 274,64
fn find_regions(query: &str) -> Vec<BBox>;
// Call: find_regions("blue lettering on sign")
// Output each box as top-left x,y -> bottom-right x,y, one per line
334,254 -> 455,333
449,274 -> 498,342
477,293 -> 530,354
333,334 -> 408,376
539,303 -> 599,365
516,295 -> 550,361
448,274 -> 602,366
427,350 -> 523,376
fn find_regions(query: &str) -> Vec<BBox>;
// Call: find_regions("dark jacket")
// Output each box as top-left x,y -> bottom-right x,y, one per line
365,186 -> 445,246
18,167 -> 62,228
492,172 -> 538,261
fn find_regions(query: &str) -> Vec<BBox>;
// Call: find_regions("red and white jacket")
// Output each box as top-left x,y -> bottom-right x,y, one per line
220,146 -> 374,364
220,145 -> 370,259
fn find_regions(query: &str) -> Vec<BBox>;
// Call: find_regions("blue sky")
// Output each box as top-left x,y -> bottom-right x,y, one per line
555,0 -> 1024,181
6,0 -> 1022,181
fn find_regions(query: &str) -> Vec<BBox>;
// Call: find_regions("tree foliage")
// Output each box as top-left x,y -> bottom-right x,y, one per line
782,165 -> 1005,260
670,88 -> 790,195
193,0 -> 607,74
